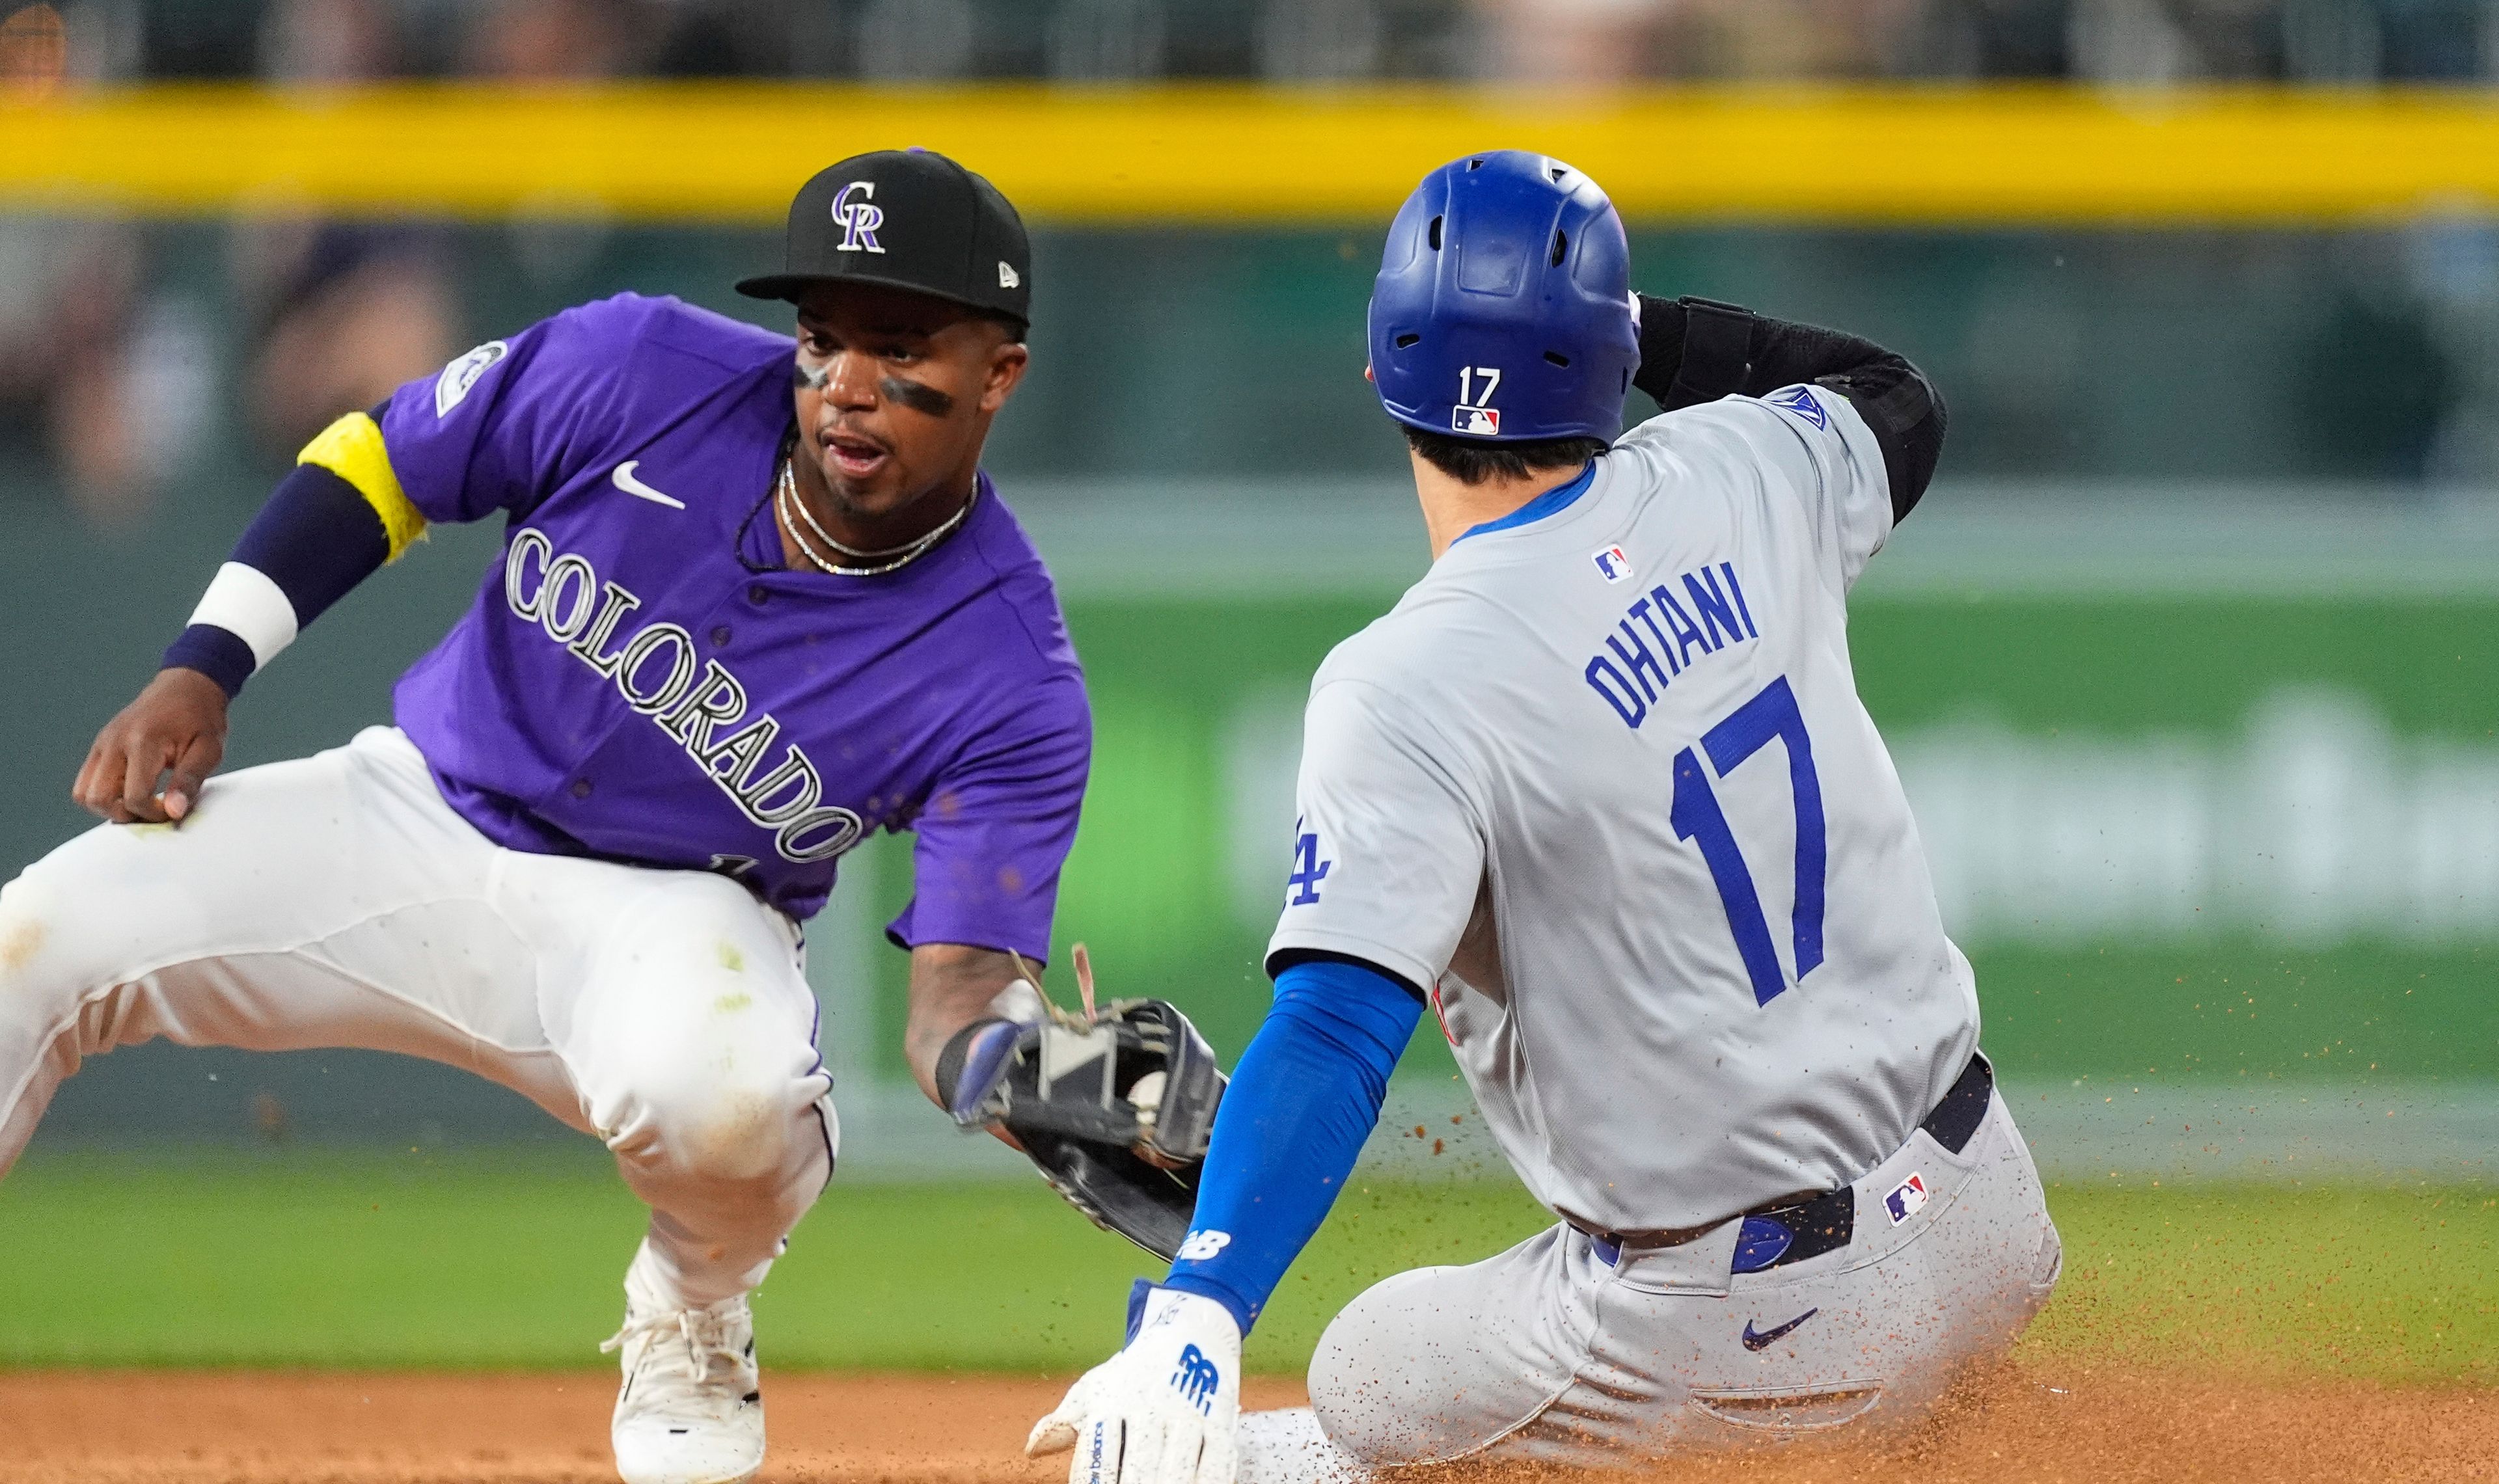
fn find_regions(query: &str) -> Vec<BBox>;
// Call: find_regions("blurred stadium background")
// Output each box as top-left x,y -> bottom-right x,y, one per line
3,0 -> 2499,1369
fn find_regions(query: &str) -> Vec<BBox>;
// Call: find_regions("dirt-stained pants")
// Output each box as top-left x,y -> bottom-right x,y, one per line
1240,1093 -> 2060,1480
0,726 -> 836,1310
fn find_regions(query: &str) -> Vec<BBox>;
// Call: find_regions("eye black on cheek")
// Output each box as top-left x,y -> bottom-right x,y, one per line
879,376 -> 956,417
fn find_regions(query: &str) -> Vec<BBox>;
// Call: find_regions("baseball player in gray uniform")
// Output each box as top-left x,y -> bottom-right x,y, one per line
1025,152 -> 2063,1483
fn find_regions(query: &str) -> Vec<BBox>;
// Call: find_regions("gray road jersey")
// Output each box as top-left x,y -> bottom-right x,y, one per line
1268,385 -> 1979,1235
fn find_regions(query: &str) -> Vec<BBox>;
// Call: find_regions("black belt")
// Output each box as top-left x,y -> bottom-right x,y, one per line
1590,1052 -> 1993,1274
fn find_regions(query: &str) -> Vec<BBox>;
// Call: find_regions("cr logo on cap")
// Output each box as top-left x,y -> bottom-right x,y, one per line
831,181 -> 886,254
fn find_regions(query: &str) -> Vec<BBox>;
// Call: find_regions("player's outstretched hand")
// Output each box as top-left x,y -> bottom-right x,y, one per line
1028,1286 -> 1240,1484
74,668 -> 230,825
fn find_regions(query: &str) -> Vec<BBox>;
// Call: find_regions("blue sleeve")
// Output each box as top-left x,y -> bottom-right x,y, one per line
1160,956 -> 1423,1334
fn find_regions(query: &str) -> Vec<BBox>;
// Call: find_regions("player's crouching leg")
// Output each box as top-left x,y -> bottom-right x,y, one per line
0,736 -> 471,1177
558,867 -> 838,1307
0,858 -> 99,1172
541,865 -> 836,1484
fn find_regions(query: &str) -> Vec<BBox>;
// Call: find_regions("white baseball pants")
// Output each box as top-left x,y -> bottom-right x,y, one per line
0,726 -> 837,1310
1240,1092 -> 2060,1480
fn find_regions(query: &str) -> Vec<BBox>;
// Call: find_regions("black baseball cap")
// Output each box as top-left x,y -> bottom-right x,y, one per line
736,149 -> 1031,333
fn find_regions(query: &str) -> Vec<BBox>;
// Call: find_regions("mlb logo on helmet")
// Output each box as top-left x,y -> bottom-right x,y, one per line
1453,406 -> 1500,435
1592,545 -> 1632,583
1884,1172 -> 1930,1224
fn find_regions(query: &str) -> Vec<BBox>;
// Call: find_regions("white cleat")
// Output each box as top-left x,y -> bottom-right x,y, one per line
603,1289 -> 765,1484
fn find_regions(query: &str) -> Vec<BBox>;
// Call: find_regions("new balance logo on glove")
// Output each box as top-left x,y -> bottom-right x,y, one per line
1170,1345 -> 1222,1414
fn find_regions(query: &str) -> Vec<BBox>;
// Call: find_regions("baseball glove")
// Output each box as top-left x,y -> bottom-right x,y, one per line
938,947 -> 1226,1261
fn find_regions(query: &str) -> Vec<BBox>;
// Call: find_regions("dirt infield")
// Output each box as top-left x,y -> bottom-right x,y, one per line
0,1366 -> 2491,1484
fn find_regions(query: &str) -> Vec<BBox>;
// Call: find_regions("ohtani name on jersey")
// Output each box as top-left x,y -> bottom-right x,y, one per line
503,529 -> 864,863
1582,561 -> 1760,731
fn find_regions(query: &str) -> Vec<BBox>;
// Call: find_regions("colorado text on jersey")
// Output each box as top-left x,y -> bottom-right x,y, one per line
503,528 -> 864,863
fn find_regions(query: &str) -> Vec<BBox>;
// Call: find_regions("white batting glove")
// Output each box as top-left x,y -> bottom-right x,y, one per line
1028,1286 -> 1241,1484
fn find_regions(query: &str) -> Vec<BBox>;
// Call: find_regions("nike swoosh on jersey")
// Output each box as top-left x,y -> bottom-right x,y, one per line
610,461 -> 687,509
1740,1308 -> 1818,1351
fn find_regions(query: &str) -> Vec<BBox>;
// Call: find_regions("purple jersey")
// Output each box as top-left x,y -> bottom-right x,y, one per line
377,293 -> 1090,956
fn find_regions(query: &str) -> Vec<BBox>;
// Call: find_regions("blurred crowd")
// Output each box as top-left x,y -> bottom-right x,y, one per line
0,0 -> 2495,523
3,0 -> 2494,85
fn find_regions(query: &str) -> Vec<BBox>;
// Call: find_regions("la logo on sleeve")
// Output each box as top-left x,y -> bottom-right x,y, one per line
1286,818 -> 1331,906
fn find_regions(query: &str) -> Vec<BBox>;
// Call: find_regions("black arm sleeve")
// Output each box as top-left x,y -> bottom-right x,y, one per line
159,460 -> 393,697
1630,293 -> 1946,522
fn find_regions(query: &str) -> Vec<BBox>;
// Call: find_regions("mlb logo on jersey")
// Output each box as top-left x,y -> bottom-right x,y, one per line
1592,545 -> 1633,584
1453,406 -> 1501,435
1884,1172 -> 1930,1224
1765,386 -> 1829,430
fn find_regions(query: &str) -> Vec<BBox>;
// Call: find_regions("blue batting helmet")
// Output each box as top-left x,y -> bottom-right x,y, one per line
1368,151 -> 1638,444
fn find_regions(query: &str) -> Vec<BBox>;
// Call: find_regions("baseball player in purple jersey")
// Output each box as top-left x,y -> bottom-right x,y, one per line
0,151 -> 1087,1484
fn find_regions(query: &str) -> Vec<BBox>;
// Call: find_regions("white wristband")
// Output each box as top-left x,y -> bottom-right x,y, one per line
186,562 -> 299,670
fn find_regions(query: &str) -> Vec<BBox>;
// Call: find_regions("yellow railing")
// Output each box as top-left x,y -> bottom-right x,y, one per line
4,84 -> 2498,224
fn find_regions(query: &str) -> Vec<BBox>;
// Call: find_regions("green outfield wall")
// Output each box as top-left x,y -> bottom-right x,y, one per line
827,587 -> 2499,1090
6,497 -> 2496,1152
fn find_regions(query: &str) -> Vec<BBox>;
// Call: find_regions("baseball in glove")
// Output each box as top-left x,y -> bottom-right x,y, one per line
936,946 -> 1226,1261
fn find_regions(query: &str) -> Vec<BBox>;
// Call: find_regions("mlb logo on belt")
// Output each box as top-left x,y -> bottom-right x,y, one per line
1453,406 -> 1500,435
1884,1172 -> 1930,1224
1592,545 -> 1633,584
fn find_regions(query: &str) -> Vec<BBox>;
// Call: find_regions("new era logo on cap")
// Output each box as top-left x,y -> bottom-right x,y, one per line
999,262 -> 1020,288
1453,406 -> 1500,435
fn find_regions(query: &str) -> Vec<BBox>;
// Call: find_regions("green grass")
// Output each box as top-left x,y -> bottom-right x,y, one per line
0,1148 -> 1552,1373
2026,1177 -> 2499,1384
1,1149 -> 2492,1382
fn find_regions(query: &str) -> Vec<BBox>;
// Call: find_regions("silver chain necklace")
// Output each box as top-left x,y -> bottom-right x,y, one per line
774,455 -> 972,577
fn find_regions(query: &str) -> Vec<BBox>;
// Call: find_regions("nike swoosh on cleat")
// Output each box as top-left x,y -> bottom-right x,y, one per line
611,461 -> 687,509
1740,1308 -> 1818,1351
